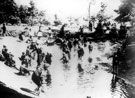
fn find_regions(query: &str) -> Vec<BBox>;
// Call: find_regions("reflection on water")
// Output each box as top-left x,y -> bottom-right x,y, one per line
40,41 -> 135,98
56,41 -> 135,98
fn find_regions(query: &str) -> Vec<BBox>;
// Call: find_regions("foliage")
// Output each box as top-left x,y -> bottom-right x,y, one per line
0,0 -> 18,24
0,0 -> 46,25
18,5 -> 29,24
90,2 -> 111,22
114,0 -> 135,22
96,2 -> 109,21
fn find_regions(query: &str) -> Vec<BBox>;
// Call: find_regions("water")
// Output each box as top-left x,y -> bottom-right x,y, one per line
39,40 -> 135,98
0,37 -> 135,98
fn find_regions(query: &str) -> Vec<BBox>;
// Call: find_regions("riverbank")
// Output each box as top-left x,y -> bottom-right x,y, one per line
118,35 -> 135,85
0,81 -> 32,98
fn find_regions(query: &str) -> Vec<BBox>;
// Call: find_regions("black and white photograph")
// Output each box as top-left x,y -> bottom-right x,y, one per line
0,0 -> 134,98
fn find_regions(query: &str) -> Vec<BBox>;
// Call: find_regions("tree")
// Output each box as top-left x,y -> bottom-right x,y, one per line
90,2 -> 111,22
0,0 -> 19,24
18,5 -> 29,23
0,0 -> 46,25
27,1 -> 39,25
96,2 -> 110,21
28,1 -> 38,18
114,0 -> 135,23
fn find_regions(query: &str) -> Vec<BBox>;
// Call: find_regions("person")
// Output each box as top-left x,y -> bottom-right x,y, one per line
9,53 -> 16,67
2,45 -> 8,59
67,40 -> 72,51
32,66 -> 43,93
45,52 -> 52,65
37,25 -> 43,39
46,70 -> 51,86
29,28 -> 34,37
36,47 -> 44,66
48,27 -> 52,38
89,21 -> 93,32
60,53 -> 68,64
1,46 -> 13,66
26,36 -> 33,44
26,46 -> 31,57
2,23 -> 6,36
30,42 -> 37,52
79,26 -> 84,35
103,21 -> 107,34
119,23 -> 127,39
3,51 -> 15,67
18,52 -> 30,75
58,24 -> 66,38
88,44 -> 93,53
110,23 -> 118,41
78,63 -> 83,72
112,53 -> 118,75
95,20 -> 103,35
78,46 -> 84,60
19,52 -> 26,65
19,32 -> 24,41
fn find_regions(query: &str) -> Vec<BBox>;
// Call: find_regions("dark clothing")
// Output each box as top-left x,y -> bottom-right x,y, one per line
112,54 -> 119,74
78,63 -> 83,72
68,41 -> 72,51
45,53 -> 52,65
78,47 -> 84,59
19,33 -> 23,41
58,25 -> 65,38
19,55 -> 26,65
32,70 -> 42,87
119,26 -> 127,39
2,25 -> 6,36
46,71 -> 51,86
26,49 -> 31,57
2,48 -> 8,59
88,45 -> 93,52
89,22 -> 92,31
30,44 -> 37,52
96,22 -> 103,34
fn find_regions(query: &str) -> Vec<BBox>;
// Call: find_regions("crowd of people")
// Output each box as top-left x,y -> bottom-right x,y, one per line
56,19 -> 130,74
0,37 -> 53,94
0,19 -> 130,96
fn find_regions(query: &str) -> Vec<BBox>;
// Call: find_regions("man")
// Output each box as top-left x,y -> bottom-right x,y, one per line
32,66 -> 43,93
2,45 -> 8,59
19,52 -> 26,65
95,20 -> 103,35
2,23 -> 6,36
36,47 -> 44,66
58,24 -> 66,38
78,46 -> 84,60
89,21 -> 93,32
45,52 -> 52,65
112,53 -> 118,75
19,32 -> 24,41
